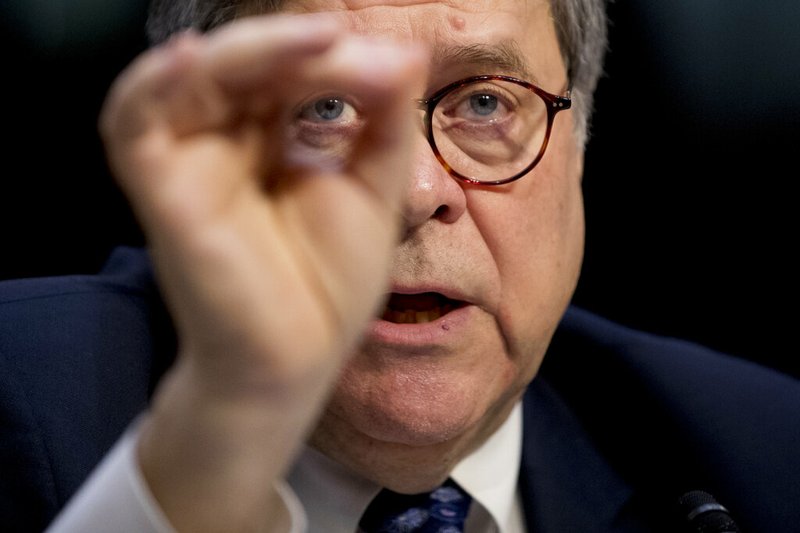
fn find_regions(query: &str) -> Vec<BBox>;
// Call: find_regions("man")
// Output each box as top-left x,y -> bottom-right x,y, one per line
0,1 -> 797,532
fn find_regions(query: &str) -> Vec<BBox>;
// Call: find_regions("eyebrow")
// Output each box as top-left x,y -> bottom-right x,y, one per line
432,41 -> 537,82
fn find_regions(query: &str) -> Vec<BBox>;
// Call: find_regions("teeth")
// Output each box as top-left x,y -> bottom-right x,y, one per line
382,305 -> 453,324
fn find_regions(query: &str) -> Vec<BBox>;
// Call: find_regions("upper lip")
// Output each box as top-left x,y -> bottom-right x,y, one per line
385,284 -> 473,305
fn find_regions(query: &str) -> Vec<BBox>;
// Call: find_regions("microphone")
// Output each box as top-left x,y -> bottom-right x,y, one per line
677,490 -> 740,532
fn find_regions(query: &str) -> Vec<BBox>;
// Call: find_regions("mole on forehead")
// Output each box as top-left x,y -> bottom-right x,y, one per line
449,15 -> 466,30
272,1 -> 540,80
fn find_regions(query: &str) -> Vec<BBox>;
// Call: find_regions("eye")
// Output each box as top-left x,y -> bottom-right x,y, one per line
298,96 -> 358,124
469,94 -> 499,116
314,98 -> 344,120
441,83 -> 516,123
287,94 -> 364,165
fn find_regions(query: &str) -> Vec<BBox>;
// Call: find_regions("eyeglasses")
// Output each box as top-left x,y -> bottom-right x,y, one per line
418,75 -> 571,185
289,75 -> 571,186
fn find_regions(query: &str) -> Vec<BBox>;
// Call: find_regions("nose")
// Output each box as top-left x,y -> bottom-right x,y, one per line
402,135 -> 468,230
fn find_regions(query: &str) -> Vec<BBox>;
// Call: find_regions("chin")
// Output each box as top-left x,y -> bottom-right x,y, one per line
361,401 -> 476,447
329,369 -> 490,448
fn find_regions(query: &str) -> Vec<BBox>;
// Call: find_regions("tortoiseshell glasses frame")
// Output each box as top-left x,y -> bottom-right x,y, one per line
415,75 -> 572,186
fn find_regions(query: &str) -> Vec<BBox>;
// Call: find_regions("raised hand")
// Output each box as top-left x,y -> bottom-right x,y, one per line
99,14 -> 426,531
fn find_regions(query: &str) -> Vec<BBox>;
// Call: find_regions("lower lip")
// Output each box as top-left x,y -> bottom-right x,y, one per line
366,304 -> 475,347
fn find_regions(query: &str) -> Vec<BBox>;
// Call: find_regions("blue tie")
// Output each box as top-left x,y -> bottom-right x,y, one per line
359,478 -> 472,533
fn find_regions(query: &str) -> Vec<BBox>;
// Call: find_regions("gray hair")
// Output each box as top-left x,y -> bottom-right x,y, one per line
146,0 -> 607,145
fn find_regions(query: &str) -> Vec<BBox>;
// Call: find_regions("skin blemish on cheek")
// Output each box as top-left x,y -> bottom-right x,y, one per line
449,16 -> 466,31
442,324 -> 450,331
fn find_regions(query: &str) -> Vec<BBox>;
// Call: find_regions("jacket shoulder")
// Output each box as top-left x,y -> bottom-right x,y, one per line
0,247 -> 174,530
538,306 -> 800,532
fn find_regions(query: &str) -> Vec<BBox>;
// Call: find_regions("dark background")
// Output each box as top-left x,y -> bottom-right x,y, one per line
1,1 -> 797,378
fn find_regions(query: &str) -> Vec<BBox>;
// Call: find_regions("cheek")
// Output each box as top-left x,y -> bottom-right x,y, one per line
468,137 -> 585,365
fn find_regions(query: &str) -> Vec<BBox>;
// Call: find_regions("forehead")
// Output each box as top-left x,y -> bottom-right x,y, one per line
277,0 -> 565,88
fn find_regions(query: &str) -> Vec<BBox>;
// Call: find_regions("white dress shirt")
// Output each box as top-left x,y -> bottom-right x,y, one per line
48,405 -> 526,532
290,403 -> 525,533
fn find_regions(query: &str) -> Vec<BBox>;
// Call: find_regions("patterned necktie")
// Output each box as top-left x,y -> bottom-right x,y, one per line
359,478 -> 472,533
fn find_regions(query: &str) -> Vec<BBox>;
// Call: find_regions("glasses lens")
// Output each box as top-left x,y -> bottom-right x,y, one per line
431,79 -> 548,183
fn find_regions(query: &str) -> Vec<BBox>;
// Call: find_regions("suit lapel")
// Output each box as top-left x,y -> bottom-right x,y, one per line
518,378 -> 652,532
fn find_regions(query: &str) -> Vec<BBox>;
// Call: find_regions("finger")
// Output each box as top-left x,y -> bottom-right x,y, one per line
250,34 -> 429,188
288,37 -> 429,211
201,14 -> 343,92
98,32 -> 208,217
153,16 -> 345,138
342,41 -> 428,212
99,31 -> 201,145
199,32 -> 429,198
99,16 -> 346,214
101,15 -> 342,143
262,39 -> 429,331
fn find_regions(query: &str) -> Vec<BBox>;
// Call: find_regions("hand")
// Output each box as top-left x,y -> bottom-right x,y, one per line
100,14 -> 426,531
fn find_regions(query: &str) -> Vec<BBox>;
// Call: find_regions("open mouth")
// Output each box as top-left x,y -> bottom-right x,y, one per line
380,292 -> 467,324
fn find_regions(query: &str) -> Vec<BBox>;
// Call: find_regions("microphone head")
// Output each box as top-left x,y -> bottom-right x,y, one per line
677,490 -> 740,532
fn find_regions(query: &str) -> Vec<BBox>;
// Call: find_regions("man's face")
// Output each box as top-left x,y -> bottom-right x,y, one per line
280,0 -> 584,489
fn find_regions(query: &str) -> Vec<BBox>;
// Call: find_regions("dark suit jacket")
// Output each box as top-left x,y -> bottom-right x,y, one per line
1,248 -> 798,532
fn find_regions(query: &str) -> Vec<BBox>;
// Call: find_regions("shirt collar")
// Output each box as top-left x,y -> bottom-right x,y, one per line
288,402 -> 522,533
288,446 -> 380,533
452,402 -> 522,533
